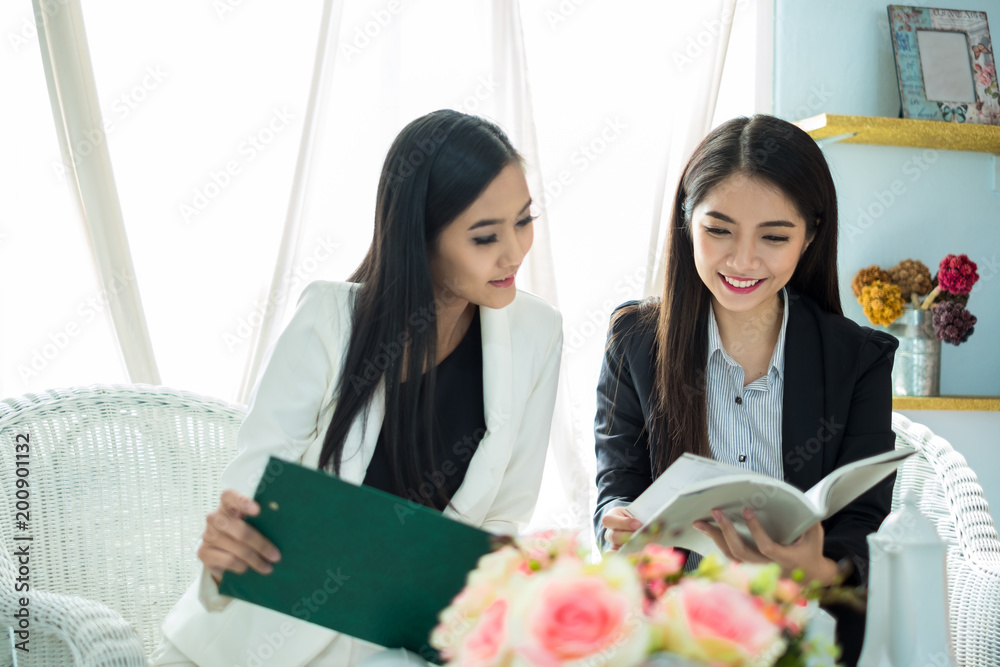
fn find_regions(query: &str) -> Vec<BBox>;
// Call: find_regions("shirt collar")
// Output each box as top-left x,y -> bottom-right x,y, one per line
707,288 -> 789,380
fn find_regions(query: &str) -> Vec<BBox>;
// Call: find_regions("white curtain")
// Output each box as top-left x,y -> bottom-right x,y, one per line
32,0 -> 159,384
492,0 -> 591,532
644,0 -> 740,297
237,0 -> 346,403
13,0 -> 758,531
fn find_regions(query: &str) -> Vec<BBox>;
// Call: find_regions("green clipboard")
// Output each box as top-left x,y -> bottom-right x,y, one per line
218,456 -> 500,662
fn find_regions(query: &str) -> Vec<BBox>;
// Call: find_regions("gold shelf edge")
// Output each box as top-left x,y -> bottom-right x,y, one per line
795,114 -> 1000,153
892,396 -> 1000,412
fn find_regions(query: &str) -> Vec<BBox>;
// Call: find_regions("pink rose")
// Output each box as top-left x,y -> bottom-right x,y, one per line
654,579 -> 782,666
524,577 -> 628,663
635,544 -> 686,581
775,579 -> 803,604
975,63 -> 996,87
432,547 -> 526,657
518,531 -> 583,572
458,598 -> 509,667
511,559 -> 650,667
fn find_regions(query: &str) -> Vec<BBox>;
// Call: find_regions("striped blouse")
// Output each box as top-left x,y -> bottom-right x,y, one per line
705,288 -> 788,481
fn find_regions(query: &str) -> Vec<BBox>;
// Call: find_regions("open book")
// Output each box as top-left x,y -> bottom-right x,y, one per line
619,448 -> 914,557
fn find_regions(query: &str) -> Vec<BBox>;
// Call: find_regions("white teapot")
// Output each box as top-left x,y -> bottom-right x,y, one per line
858,493 -> 957,667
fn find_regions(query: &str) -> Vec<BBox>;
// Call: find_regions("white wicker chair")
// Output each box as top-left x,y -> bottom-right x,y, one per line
890,412 -> 1000,667
0,385 -> 245,666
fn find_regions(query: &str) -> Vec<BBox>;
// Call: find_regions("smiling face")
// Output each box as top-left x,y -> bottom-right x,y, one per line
691,173 -> 813,320
430,162 -> 534,310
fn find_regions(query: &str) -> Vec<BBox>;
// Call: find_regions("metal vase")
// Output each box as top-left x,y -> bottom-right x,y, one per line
887,308 -> 941,396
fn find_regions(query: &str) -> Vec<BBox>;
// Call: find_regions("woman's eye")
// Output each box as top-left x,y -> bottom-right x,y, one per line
473,235 -> 498,246
705,227 -> 729,236
764,235 -> 790,243
516,215 -> 537,228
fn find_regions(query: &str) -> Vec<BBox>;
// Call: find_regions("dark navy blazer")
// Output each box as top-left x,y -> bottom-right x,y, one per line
593,288 -> 898,666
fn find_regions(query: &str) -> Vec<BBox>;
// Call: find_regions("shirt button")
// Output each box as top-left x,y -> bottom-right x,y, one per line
735,396 -> 743,404
739,454 -> 747,462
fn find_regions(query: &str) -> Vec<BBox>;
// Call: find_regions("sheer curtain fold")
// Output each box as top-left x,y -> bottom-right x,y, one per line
237,0 -> 347,404
33,0 -> 159,384
644,0 -> 739,297
492,0 -> 590,531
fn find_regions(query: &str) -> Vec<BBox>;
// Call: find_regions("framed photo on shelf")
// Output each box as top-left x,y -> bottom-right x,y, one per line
888,5 -> 999,125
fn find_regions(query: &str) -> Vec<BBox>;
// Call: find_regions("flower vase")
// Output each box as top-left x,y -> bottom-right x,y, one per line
887,308 -> 940,396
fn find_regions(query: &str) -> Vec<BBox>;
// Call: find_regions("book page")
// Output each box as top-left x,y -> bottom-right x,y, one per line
622,476 -> 822,557
803,448 -> 915,518
627,454 -> 758,523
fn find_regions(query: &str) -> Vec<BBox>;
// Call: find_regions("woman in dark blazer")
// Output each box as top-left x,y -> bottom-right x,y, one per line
594,115 -> 897,666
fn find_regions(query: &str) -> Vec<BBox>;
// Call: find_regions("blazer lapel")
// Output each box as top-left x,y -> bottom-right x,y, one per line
446,305 -> 514,523
781,290 -> 825,491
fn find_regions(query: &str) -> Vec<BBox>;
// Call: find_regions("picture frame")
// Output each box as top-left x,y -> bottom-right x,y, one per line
888,5 -> 999,125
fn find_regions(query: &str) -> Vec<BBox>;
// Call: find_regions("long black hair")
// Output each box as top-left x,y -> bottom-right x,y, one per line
647,114 -> 841,476
319,110 -> 522,508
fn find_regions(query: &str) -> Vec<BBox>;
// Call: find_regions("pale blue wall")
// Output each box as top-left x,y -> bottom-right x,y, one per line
774,0 -> 1000,396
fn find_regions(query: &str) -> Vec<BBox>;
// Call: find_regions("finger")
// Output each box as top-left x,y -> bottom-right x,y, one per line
220,489 -> 259,517
693,520 -> 738,562
204,510 -> 281,563
713,509 -> 765,563
602,508 -> 642,532
602,515 -> 641,531
605,527 -> 635,548
199,532 -> 274,576
741,508 -> 780,558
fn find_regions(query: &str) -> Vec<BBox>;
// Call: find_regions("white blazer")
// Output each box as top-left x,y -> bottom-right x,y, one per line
160,281 -> 563,666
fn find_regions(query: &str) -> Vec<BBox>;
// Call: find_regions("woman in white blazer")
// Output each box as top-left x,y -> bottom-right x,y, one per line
152,110 -> 563,666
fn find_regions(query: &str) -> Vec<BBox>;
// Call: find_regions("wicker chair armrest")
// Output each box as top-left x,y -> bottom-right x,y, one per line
0,584 -> 147,666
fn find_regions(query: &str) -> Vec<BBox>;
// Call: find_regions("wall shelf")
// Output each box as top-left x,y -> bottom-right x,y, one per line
892,396 -> 1000,412
794,114 -> 1000,153
796,114 -> 1000,191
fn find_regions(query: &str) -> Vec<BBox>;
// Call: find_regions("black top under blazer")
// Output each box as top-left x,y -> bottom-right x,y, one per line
594,288 -> 899,666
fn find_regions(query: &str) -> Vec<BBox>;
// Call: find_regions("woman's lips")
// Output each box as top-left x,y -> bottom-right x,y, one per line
719,273 -> 764,294
489,274 -> 516,288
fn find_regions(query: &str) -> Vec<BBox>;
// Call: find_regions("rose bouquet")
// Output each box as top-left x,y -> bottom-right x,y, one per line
430,530 -> 839,667
852,254 -> 980,344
